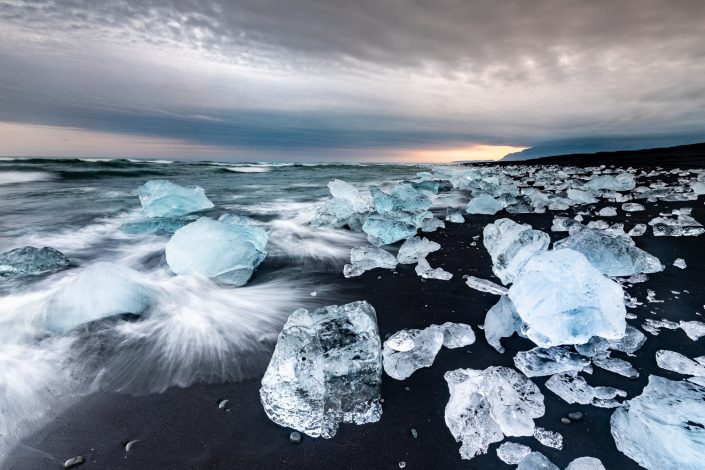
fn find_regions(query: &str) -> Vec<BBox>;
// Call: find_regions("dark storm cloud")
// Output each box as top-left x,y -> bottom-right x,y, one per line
1,0 -> 704,155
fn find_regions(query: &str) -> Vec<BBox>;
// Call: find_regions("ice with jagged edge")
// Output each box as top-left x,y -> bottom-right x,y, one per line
370,182 -> 432,214
382,327 -> 444,380
483,218 -> 550,285
517,452 -> 559,470
611,375 -> 705,470
165,216 -> 267,286
122,215 -> 196,235
546,373 -> 626,408
438,322 -> 476,349
554,229 -> 663,277
343,245 -> 397,278
508,249 -> 627,347
484,295 -> 523,353
655,350 -> 705,378
0,246 -> 70,277
533,426 -> 563,449
585,173 -> 636,191
39,262 -> 153,333
415,257 -> 452,280
138,180 -> 214,218
313,179 -> 371,229
444,366 -> 544,460
575,326 -> 646,357
466,194 -> 504,215
397,236 -> 440,264
496,442 -> 531,465
446,208 -> 465,223
259,301 -> 382,439
673,258 -> 687,269
649,213 -> 704,237
514,347 -> 590,377
592,354 -> 639,378
362,214 -> 419,246
465,275 -> 508,295
566,457 -> 606,470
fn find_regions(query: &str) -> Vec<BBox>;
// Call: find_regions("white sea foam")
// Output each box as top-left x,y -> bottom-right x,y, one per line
0,171 -> 56,186
225,166 -> 271,173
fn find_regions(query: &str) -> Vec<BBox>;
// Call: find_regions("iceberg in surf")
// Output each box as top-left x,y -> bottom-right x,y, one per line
0,246 -> 70,277
362,215 -> 417,246
483,219 -> 550,285
259,301 -> 382,438
611,375 -> 705,470
508,249 -> 626,347
314,179 -> 371,229
165,216 -> 267,286
40,262 -> 152,333
138,180 -> 214,218
553,229 -> 664,277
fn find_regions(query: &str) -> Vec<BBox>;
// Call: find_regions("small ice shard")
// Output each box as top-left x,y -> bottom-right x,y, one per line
444,367 -> 544,459
362,215 -> 417,246
622,203 -> 645,212
0,246 -> 70,276
533,427 -> 563,450
138,180 -> 214,218
483,218 -> 550,285
567,188 -> 597,204
592,355 -> 639,378
655,350 -> 705,377
496,442 -> 531,465
343,246 -> 397,278
546,373 -> 625,407
597,207 -> 617,217
165,216 -> 267,286
611,375 -> 705,470
553,229 -> 663,277
627,224 -> 647,237
421,217 -> 445,232
465,275 -> 508,295
466,194 -> 503,215
673,258 -> 687,269
508,249 -> 627,347
514,347 -> 590,377
565,457 -> 606,470
383,327 -> 444,380
259,301 -> 382,439
397,236 -> 440,264
415,257 -> 452,280
679,321 -> 705,340
484,295 -> 522,353
445,208 -> 465,223
517,452 -> 559,470
41,262 -> 152,333
585,173 -> 636,191
437,322 -> 476,349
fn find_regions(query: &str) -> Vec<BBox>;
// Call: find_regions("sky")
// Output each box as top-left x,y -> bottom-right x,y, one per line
0,0 -> 704,162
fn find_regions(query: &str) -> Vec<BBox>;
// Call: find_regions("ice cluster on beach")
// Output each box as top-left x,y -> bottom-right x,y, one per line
260,301 -> 383,438
165,215 -> 267,286
138,180 -> 214,218
0,246 -> 70,277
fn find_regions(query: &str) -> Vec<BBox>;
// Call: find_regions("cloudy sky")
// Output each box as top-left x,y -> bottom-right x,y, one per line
1,0 -> 704,161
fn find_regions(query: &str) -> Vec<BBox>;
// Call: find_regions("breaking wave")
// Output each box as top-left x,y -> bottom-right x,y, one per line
0,171 -> 56,186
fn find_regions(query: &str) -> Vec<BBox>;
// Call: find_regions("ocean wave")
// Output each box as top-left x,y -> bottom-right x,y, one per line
224,166 -> 271,173
0,171 -> 56,186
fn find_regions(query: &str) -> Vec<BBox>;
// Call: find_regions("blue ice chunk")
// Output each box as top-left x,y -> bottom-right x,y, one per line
362,214 -> 418,246
138,180 -> 214,218
466,194 -> 504,215
165,216 -> 267,286
370,183 -> 432,214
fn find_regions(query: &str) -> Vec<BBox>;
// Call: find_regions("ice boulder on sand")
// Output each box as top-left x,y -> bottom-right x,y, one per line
508,249 -> 626,347
483,219 -> 550,285
343,246 -> 397,278
40,262 -> 152,333
138,180 -> 214,218
260,301 -> 382,439
554,229 -> 664,277
362,214 -> 417,246
611,375 -> 705,470
466,194 -> 504,215
444,366 -> 545,460
382,327 -> 445,380
396,236 -> 440,264
0,246 -> 70,276
585,173 -> 636,192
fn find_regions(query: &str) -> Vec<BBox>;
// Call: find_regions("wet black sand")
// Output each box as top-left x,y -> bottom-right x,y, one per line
7,162 -> 705,469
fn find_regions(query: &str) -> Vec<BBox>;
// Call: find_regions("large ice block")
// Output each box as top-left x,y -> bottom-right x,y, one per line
138,180 -> 214,218
483,219 -> 550,285
362,214 -> 417,246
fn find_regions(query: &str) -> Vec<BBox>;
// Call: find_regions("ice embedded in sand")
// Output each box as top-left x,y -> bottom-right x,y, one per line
483,218 -> 550,285
40,262 -> 153,333
259,301 -> 382,439
444,367 -> 544,460
466,194 -> 503,215
138,180 -> 214,218
382,327 -> 444,380
396,236 -> 440,264
508,249 -> 626,347
343,246 -> 397,278
553,229 -> 663,277
165,216 -> 267,286
611,375 -> 705,470
0,246 -> 70,277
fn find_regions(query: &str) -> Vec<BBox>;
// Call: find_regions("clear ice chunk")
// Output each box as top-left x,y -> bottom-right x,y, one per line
466,194 -> 504,215
415,257 -> 452,280
383,327 -> 444,380
40,262 -> 152,333
362,214 -> 418,246
508,249 -> 626,347
396,236 -> 440,264
565,457 -> 606,470
597,207 -> 617,217
465,275 -> 508,295
553,229 -> 664,277
673,258 -> 687,269
655,350 -> 705,377
585,173 -> 636,191
567,188 -> 597,204
0,246 -> 70,276
343,246 -> 397,278
627,224 -> 647,236
483,218 -> 550,285
437,322 -> 476,349
497,441 -> 531,465
622,203 -> 645,212
328,179 -> 371,213
259,301 -> 382,439
592,355 -> 639,378
444,367 -> 544,460
484,295 -> 522,353
611,375 -> 705,470
165,216 -> 267,286
545,373 -> 625,407
446,208 -> 465,223
517,452 -> 559,470
138,180 -> 214,218
533,427 -> 563,449
514,347 -> 590,377
679,321 -> 705,340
